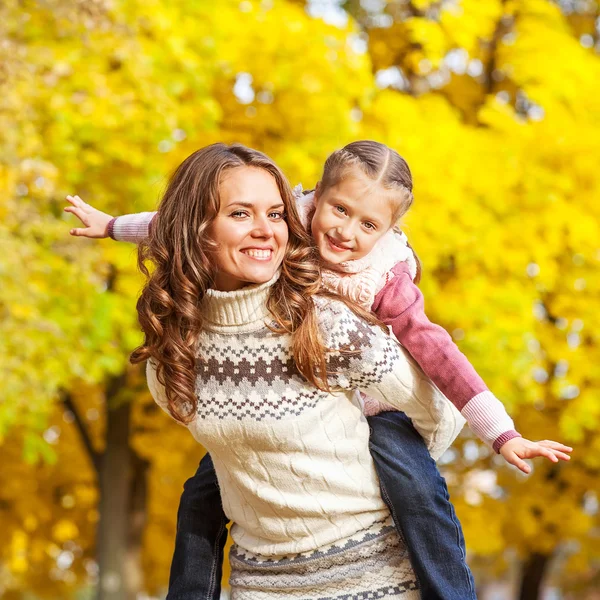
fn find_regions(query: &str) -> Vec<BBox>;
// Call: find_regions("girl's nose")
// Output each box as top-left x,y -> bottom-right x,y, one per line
336,223 -> 353,241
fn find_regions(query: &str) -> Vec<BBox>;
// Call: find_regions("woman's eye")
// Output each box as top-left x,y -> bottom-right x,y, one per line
231,210 -> 249,218
334,205 -> 347,215
269,211 -> 285,220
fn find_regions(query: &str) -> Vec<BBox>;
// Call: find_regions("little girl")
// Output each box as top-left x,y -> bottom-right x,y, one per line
66,140 -> 571,600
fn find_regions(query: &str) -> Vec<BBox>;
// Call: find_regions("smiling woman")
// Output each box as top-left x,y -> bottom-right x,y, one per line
210,167 -> 288,292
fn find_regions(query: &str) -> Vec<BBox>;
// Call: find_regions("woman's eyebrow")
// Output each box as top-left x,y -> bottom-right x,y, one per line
226,201 -> 254,209
225,201 -> 285,210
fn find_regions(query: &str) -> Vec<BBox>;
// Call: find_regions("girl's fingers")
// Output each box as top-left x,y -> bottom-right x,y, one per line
65,195 -> 89,210
70,227 -> 90,236
509,453 -> 531,474
538,440 -> 573,452
64,205 -> 89,225
528,446 -> 558,462
547,449 -> 571,461
553,451 -> 571,462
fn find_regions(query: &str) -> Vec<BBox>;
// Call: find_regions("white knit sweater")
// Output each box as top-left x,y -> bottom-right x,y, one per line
147,273 -> 464,557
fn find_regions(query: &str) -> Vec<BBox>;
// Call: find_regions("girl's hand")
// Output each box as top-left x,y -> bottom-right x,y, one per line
64,195 -> 114,238
499,438 -> 573,474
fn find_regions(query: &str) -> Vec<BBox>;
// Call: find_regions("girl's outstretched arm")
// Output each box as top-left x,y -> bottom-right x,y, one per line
318,297 -> 572,472
65,195 -> 156,243
372,261 -> 572,471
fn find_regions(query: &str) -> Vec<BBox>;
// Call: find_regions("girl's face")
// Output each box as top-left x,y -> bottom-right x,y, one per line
311,173 -> 394,265
209,166 -> 289,291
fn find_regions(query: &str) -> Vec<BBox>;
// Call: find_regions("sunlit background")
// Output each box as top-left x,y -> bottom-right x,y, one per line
1,0 -> 599,599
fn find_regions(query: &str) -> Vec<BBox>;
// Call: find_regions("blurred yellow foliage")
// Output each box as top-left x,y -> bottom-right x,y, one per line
1,0 -> 599,597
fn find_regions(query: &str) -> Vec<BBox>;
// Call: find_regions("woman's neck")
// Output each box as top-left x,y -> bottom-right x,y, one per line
201,271 -> 280,333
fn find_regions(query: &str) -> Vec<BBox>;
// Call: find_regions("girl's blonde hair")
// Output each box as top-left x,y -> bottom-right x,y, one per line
131,143 -> 328,423
319,140 -> 421,282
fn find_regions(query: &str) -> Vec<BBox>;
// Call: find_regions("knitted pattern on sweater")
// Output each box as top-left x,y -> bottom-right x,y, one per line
147,273 -> 464,557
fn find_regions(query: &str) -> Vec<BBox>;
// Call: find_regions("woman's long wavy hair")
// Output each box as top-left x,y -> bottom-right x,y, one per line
131,143 -> 376,424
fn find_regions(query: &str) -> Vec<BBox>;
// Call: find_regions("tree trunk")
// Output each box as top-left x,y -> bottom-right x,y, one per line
96,401 -> 133,600
518,552 -> 551,600
125,453 -> 150,599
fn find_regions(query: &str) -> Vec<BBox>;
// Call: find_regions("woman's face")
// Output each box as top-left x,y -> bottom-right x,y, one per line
209,166 -> 289,292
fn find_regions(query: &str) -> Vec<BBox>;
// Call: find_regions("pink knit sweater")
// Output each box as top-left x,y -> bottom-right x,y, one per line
108,195 -> 520,452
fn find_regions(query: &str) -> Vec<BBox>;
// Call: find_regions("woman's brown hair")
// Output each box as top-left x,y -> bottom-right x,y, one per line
319,140 -> 422,283
131,143 -> 372,423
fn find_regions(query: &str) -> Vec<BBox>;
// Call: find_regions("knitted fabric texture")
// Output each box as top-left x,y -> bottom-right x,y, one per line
228,517 -> 420,599
147,274 -> 464,557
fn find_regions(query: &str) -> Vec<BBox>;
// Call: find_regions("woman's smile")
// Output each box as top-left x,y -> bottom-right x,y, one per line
240,247 -> 274,260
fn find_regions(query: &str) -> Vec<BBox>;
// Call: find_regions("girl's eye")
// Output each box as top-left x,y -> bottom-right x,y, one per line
363,222 -> 376,231
334,205 -> 347,215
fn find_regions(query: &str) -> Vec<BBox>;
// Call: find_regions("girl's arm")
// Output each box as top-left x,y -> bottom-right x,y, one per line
318,297 -> 465,461
64,195 -> 156,242
370,262 -> 571,470
108,211 -> 156,243
320,297 -> 571,472
372,262 -> 516,448
65,189 -> 312,242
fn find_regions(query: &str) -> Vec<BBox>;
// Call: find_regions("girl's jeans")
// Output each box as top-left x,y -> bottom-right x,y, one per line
166,411 -> 477,600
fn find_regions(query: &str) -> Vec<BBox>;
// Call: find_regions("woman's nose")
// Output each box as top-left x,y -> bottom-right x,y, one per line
251,216 -> 274,238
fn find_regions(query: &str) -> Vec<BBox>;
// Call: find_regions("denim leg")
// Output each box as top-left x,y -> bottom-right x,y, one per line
167,453 -> 229,600
367,411 -> 477,600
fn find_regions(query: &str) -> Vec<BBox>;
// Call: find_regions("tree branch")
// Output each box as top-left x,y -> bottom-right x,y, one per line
60,390 -> 101,475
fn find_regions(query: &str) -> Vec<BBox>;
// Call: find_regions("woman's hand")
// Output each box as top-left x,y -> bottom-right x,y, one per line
499,438 -> 572,474
64,195 -> 114,238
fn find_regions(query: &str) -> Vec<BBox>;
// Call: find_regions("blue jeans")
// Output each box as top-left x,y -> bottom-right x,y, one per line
367,411 -> 477,600
167,453 -> 228,600
167,413 -> 476,600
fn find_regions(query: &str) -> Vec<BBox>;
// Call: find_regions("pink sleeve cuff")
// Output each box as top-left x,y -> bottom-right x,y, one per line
493,430 -> 522,453
107,217 -> 117,240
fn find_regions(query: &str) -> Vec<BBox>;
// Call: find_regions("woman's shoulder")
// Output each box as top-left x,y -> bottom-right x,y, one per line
313,295 -> 382,349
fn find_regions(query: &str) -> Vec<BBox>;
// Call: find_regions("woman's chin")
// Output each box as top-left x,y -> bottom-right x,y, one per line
243,265 -> 279,285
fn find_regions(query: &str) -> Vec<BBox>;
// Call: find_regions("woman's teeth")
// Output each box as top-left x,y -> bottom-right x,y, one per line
242,249 -> 272,259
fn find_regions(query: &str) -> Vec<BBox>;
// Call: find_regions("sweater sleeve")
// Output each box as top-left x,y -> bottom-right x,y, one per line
371,262 -> 520,452
108,211 -> 157,243
146,360 -> 188,426
317,298 -> 466,460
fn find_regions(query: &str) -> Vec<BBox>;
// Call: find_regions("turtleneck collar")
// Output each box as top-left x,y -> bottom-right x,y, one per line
201,271 -> 280,333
